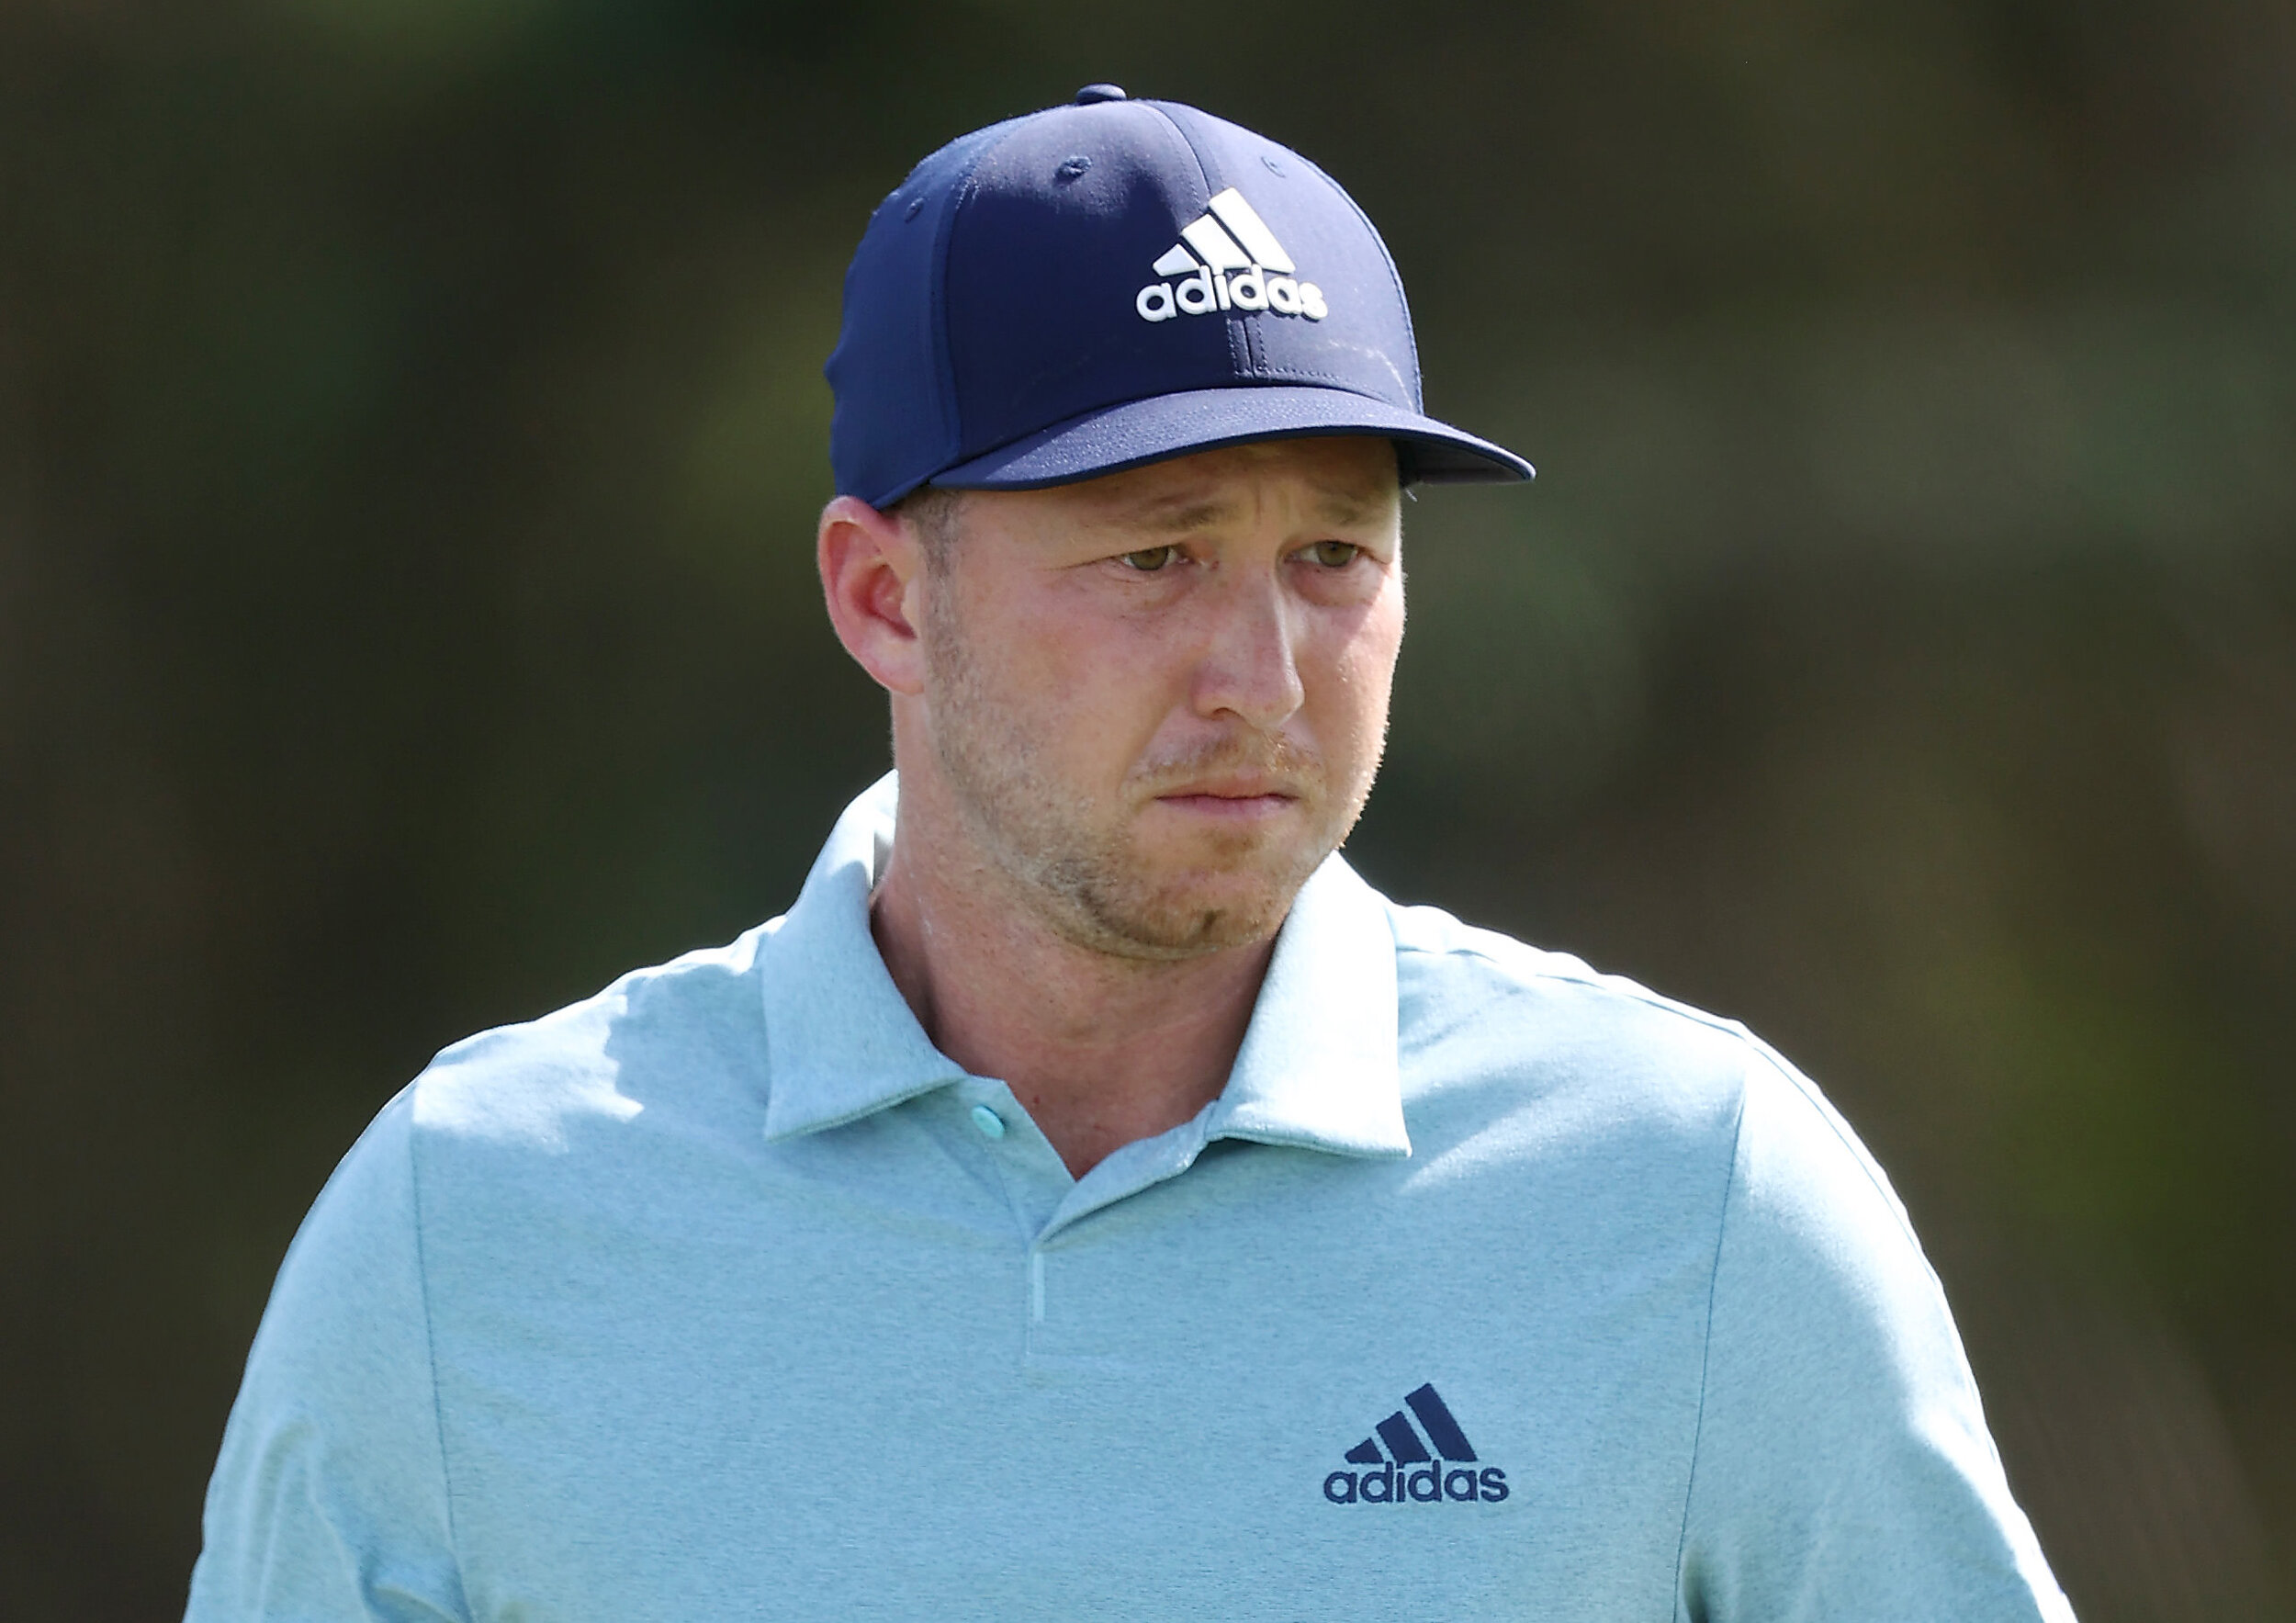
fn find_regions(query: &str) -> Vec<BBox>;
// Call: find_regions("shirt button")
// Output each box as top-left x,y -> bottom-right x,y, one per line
969,1104 -> 1007,1140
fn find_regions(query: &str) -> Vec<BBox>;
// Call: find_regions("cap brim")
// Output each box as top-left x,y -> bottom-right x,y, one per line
927,384 -> 1533,492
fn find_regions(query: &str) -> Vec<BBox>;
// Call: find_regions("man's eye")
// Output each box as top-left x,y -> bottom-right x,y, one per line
1120,546 -> 1179,572
1307,540 -> 1361,567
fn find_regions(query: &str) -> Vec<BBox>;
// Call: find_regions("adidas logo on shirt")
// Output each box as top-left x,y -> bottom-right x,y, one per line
1135,188 -> 1329,324
1322,1382 -> 1509,1505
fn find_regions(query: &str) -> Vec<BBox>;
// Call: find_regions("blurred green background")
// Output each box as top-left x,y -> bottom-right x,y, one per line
3,1 -> 2292,1617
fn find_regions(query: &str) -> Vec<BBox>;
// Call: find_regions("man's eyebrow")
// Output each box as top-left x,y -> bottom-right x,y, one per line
1120,496 -> 1241,533
1311,489 -> 1386,524
1113,485 -> 1392,534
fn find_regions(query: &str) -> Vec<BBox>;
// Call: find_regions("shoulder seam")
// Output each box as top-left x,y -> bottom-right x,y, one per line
403,1090 -> 477,1619
1401,930 -> 1927,1253
1395,934 -> 1767,1051
1671,1072 -> 1748,1617
1735,1032 -> 1929,1255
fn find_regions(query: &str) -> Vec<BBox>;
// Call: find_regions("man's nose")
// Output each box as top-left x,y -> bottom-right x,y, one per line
1190,574 -> 1306,730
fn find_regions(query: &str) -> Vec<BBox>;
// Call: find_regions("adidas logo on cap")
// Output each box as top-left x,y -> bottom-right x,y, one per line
1322,1382 -> 1509,1505
1135,188 -> 1328,325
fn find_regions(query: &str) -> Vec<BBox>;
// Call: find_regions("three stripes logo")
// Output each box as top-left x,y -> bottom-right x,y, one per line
1323,1382 -> 1509,1505
1135,187 -> 1329,325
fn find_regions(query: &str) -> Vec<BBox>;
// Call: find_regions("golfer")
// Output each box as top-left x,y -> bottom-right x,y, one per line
186,87 -> 2076,1620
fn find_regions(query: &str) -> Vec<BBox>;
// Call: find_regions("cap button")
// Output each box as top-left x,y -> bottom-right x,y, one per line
1074,84 -> 1127,105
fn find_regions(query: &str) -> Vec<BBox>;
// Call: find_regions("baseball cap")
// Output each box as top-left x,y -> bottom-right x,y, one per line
825,85 -> 1534,509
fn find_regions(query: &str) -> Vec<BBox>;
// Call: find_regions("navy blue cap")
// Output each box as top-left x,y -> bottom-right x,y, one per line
826,88 -> 1534,508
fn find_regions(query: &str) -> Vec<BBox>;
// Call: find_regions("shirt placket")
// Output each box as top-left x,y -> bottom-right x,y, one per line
947,1082 -> 1214,1367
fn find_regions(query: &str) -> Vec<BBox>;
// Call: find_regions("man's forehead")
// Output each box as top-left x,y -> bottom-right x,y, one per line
1054,436 -> 1401,530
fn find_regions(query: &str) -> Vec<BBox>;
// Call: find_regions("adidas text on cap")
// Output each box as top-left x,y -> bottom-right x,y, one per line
825,86 -> 1534,509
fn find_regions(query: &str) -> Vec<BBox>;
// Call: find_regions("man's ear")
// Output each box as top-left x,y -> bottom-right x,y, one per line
817,495 -> 928,696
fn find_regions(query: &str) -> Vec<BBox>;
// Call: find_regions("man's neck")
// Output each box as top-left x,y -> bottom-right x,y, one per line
868,824 -> 1277,1182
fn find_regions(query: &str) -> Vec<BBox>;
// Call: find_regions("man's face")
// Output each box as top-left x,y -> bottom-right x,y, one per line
912,435 -> 1404,959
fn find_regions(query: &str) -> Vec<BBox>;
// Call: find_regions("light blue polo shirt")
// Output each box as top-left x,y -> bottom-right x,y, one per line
188,774 -> 2074,1621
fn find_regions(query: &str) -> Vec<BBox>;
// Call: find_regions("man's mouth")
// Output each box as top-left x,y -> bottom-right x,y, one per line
1153,780 -> 1302,818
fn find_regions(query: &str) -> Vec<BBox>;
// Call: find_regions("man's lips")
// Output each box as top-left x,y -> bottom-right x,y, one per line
1152,782 -> 1302,817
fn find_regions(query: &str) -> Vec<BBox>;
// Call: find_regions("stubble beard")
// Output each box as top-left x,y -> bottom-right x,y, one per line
919,578 -> 1377,961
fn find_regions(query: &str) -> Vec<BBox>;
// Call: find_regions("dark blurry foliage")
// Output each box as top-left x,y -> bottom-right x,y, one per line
1,0 -> 2291,1617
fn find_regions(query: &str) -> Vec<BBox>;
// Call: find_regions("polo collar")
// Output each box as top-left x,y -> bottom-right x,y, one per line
760,774 -> 955,1142
759,773 -> 1408,1161
1203,845 -> 1406,1157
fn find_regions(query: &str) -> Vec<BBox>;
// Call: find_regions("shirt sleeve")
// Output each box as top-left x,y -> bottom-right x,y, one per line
186,1089 -> 470,1622
1675,1051 -> 2077,1623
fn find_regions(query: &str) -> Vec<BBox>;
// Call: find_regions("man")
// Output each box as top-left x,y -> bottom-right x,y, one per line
188,88 -> 2075,1619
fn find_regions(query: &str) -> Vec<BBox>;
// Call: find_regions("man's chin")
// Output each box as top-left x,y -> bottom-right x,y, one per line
1067,856 -> 1322,960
